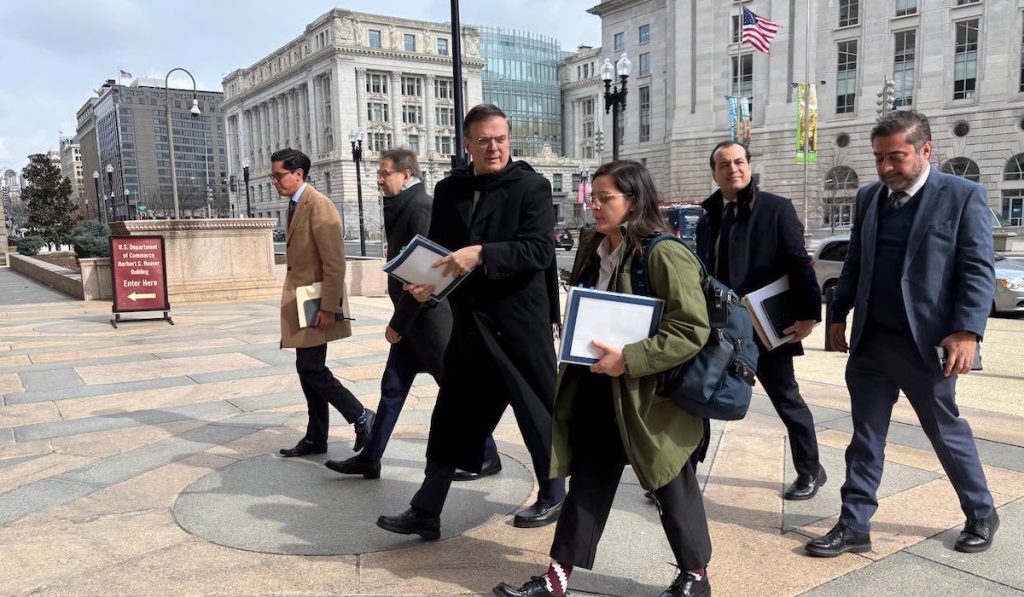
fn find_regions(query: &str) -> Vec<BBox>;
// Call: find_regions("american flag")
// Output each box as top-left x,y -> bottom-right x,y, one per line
742,8 -> 781,54
119,69 -> 133,79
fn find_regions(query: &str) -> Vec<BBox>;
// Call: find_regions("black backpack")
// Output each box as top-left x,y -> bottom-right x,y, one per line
630,234 -> 759,421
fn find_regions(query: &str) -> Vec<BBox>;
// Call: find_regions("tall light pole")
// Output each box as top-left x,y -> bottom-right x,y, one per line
242,158 -> 251,218
92,170 -> 103,224
601,53 -> 632,161
105,164 -> 115,222
578,163 -> 591,227
449,0 -> 467,168
350,128 -> 366,257
165,67 -> 201,219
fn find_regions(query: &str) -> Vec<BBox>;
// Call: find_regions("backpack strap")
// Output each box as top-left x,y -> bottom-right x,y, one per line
630,233 -> 694,298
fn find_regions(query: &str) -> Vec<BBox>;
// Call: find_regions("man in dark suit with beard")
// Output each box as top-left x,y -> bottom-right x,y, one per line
324,148 -> 499,480
376,104 -> 566,540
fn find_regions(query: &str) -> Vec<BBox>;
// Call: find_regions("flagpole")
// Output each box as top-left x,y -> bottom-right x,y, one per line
802,0 -> 810,233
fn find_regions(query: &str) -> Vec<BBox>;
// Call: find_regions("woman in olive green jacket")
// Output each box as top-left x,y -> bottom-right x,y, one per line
493,161 -> 714,597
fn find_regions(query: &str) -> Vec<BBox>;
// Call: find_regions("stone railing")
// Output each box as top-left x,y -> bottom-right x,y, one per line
9,254 -> 84,299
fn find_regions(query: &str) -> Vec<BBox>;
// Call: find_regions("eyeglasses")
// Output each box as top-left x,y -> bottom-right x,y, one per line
270,170 -> 294,182
376,169 -> 399,178
586,193 -> 631,207
473,135 -> 508,147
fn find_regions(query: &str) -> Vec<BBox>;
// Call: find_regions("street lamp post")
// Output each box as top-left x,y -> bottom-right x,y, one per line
242,158 -> 251,218
601,53 -> 632,162
165,67 -> 202,219
125,188 -> 134,220
350,128 -> 367,257
92,170 -> 103,224
105,164 -> 115,222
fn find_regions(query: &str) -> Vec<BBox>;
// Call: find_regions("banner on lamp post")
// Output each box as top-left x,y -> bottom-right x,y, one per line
796,83 -> 818,164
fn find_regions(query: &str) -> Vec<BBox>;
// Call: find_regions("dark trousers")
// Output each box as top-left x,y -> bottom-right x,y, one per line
840,329 -> 994,533
296,344 -> 364,445
365,342 -> 497,463
411,455 -> 562,517
549,373 -> 712,571
756,349 -> 820,479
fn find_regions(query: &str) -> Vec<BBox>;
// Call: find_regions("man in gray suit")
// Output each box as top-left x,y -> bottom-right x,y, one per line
806,110 -> 998,557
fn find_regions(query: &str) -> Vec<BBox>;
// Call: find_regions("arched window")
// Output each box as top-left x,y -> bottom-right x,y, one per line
1002,154 -> 1024,225
824,166 -> 859,192
1003,154 -> 1024,181
822,166 -> 859,229
939,157 -> 980,182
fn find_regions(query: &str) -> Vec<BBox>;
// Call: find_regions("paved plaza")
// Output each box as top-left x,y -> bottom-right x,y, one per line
1,265 -> 1023,595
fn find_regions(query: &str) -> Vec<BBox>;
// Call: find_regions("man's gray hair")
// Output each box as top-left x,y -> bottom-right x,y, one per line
380,148 -> 421,178
871,110 -> 932,151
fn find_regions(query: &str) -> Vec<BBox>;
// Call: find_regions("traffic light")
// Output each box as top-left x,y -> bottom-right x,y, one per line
876,79 -> 896,121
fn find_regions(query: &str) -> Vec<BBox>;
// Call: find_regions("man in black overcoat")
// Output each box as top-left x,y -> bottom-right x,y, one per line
377,104 -> 566,540
695,141 -> 825,501
324,148 -> 498,479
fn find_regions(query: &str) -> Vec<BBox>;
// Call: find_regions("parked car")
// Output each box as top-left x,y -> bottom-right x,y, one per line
811,235 -> 850,298
272,228 -> 286,242
555,227 -> 574,251
812,233 -> 1024,315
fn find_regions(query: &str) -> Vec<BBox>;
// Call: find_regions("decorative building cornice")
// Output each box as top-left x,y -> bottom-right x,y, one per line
110,219 -> 277,233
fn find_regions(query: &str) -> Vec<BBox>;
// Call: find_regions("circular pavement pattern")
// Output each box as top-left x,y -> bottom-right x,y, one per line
172,439 -> 533,555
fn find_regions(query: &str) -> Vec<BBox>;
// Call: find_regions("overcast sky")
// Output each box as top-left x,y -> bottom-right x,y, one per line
0,0 -> 601,175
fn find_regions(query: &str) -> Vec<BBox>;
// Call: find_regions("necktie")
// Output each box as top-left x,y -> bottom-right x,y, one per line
890,191 -> 906,209
287,199 -> 297,228
716,202 -> 737,283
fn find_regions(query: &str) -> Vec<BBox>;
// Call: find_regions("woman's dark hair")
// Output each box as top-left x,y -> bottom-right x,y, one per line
591,160 -> 669,253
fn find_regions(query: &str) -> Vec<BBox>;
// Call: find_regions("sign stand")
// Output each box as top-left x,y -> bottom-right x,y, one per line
109,235 -> 173,329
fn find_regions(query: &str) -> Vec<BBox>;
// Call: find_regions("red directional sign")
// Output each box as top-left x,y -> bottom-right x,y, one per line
109,236 -> 170,313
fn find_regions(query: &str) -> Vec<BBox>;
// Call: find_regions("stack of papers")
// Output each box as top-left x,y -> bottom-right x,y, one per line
558,287 -> 664,366
381,235 -> 466,300
295,282 -> 352,328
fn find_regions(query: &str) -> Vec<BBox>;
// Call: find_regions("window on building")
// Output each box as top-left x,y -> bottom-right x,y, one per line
404,33 -> 416,52
402,105 -> 423,125
956,0 -> 980,5
731,54 -> 754,113
408,134 -> 420,155
639,24 -> 651,45
823,166 -> 859,228
895,0 -> 917,16
940,157 -> 981,182
1004,154 -> 1024,180
436,107 -> 455,126
437,38 -> 449,55
367,102 -> 390,123
369,29 -> 382,48
583,121 -> 594,140
552,173 -> 563,192
436,135 -> 454,155
582,97 -> 595,116
402,76 -> 422,97
614,32 -> 625,52
839,0 -> 859,27
954,19 -> 979,100
836,40 -> 858,114
571,173 -> 582,191
367,132 -> 391,152
731,15 -> 741,43
639,86 -> 651,143
323,171 -> 331,194
366,73 -> 389,94
434,78 -> 453,99
893,30 -> 916,106
639,53 -> 651,76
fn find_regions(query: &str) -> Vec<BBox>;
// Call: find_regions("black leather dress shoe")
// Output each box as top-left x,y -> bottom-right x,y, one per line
279,439 -> 327,457
513,500 -> 562,528
805,522 -> 871,557
352,409 -> 375,452
659,571 -> 710,597
453,454 -> 503,481
492,576 -> 557,597
376,507 -> 440,541
955,511 -> 999,553
785,466 -> 827,501
324,455 -> 381,479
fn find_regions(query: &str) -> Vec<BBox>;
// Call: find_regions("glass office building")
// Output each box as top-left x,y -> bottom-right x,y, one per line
478,26 -> 563,157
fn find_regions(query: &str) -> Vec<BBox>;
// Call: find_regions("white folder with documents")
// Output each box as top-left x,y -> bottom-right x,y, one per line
558,287 -> 664,366
381,234 -> 466,300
